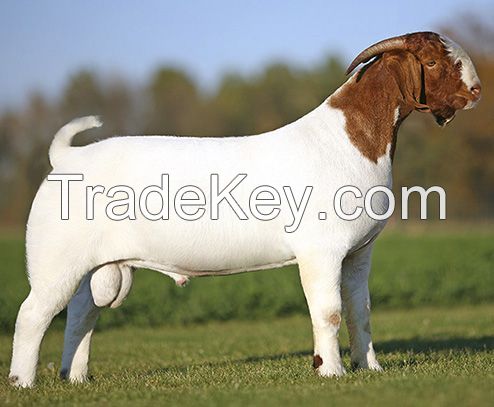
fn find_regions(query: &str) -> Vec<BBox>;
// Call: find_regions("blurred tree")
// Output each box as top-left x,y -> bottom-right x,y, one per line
59,71 -> 107,147
60,71 -> 105,120
253,63 -> 303,131
213,73 -> 256,134
23,93 -> 53,199
0,112 -> 20,222
309,56 -> 346,101
102,78 -> 134,135
146,68 -> 200,134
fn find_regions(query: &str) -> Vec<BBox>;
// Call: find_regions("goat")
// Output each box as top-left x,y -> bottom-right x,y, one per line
9,32 -> 481,387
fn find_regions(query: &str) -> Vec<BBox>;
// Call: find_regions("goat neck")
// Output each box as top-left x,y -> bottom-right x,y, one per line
328,54 -> 421,163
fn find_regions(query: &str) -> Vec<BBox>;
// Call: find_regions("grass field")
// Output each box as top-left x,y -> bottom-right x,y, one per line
1,305 -> 493,406
0,231 -> 493,331
0,230 -> 493,405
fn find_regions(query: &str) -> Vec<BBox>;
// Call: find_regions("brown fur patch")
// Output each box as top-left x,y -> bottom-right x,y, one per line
329,53 -> 417,163
328,312 -> 341,326
313,354 -> 323,369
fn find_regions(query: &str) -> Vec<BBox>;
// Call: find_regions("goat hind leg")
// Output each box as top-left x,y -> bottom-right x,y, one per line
61,264 -> 133,383
9,268 -> 85,388
61,274 -> 100,383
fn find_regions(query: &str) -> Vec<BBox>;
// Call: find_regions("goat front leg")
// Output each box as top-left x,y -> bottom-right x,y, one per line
298,252 -> 346,377
341,244 -> 382,371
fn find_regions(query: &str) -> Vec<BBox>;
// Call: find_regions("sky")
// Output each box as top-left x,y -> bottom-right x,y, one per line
1,0 -> 492,110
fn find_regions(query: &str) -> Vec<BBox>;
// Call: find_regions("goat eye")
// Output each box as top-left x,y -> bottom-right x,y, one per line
426,60 -> 436,67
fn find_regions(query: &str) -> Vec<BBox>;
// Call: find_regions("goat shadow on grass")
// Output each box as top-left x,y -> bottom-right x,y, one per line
143,335 -> 493,377
375,335 -> 493,354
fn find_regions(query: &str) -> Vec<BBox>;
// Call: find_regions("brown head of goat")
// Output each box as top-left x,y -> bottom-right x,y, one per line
331,31 -> 481,162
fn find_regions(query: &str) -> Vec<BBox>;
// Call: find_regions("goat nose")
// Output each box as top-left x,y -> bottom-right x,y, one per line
470,84 -> 481,98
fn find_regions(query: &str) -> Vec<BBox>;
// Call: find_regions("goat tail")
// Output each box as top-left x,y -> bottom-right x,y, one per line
48,115 -> 102,167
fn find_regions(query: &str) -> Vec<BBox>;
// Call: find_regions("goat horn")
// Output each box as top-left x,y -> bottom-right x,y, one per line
346,35 -> 408,75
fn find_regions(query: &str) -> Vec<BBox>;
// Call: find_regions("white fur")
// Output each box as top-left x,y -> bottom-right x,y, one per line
393,107 -> 400,126
441,35 -> 481,107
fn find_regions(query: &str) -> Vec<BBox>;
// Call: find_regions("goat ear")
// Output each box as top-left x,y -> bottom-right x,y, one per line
386,52 -> 429,112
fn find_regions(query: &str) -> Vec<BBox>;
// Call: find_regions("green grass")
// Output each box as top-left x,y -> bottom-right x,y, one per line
0,231 -> 492,405
0,304 -> 493,406
0,231 -> 493,331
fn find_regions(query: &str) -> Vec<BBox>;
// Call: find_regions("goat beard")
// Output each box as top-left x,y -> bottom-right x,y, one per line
434,114 -> 456,126
432,108 -> 456,127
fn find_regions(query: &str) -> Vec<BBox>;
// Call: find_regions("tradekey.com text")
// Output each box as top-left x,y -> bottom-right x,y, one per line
47,173 -> 446,233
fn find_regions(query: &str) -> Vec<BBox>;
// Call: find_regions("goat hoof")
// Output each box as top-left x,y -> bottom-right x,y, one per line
368,361 -> 383,372
351,359 -> 383,372
9,375 -> 33,388
8,375 -> 19,385
316,363 -> 346,377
